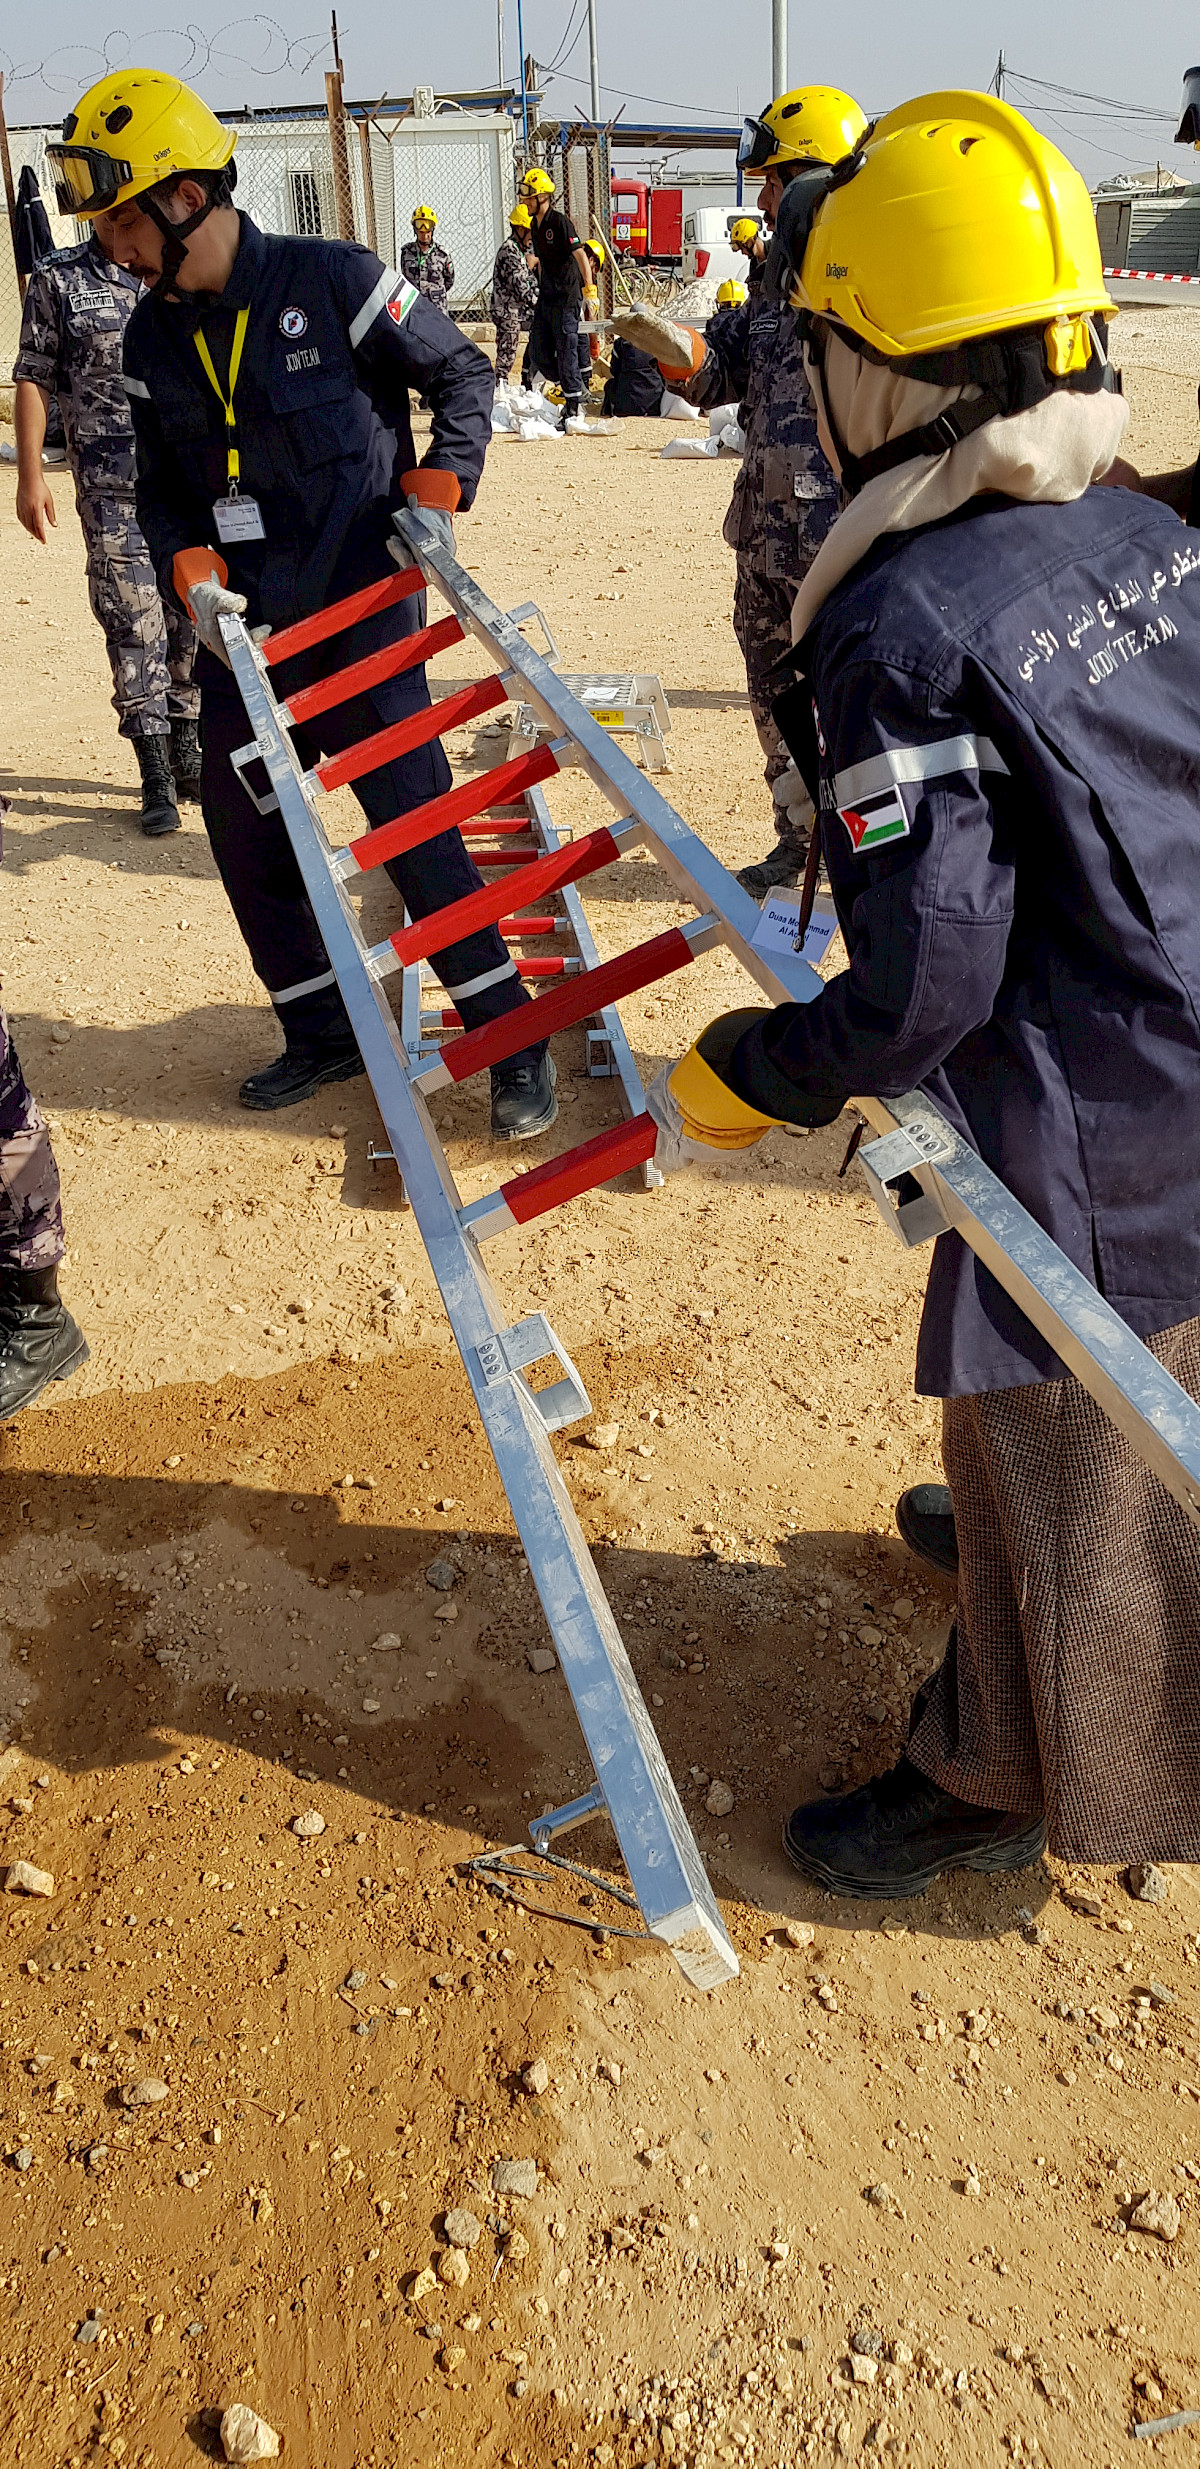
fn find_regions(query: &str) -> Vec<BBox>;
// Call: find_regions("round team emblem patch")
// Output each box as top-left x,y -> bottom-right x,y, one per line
279,306 -> 308,339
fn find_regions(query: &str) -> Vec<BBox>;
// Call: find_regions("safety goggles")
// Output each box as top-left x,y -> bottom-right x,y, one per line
736,115 -> 778,174
46,143 -> 131,218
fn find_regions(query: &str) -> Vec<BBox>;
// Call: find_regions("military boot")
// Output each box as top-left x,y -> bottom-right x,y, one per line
135,736 -> 180,837
169,718 -> 203,804
0,1266 -> 89,1419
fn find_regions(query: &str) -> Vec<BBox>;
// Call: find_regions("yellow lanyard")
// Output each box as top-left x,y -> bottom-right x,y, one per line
193,306 -> 250,497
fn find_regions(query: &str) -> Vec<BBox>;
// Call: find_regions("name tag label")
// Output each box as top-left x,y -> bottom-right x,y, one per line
752,894 -> 838,967
213,495 -> 266,544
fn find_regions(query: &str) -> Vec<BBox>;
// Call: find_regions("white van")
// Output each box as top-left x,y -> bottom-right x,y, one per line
681,206 -> 763,287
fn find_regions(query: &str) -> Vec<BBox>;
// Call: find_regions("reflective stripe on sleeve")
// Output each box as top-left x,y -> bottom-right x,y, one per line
121,372 -> 151,399
831,734 -> 1009,808
348,268 -> 417,349
270,967 -> 338,1004
440,958 -> 519,1001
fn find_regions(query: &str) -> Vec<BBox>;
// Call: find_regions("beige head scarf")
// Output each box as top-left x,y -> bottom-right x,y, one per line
790,326 -> 1130,643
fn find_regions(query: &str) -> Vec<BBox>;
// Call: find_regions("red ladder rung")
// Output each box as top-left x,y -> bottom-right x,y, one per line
283,614 -> 464,726
500,917 -> 559,935
344,746 -> 559,873
500,1114 -> 659,1226
517,956 -> 573,976
316,675 -> 507,795
459,814 -> 544,837
388,824 -> 621,968
425,925 -> 697,1085
261,565 -> 427,666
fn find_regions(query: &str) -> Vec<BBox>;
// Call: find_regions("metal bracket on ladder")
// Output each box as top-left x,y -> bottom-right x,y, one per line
218,505 -> 1200,1995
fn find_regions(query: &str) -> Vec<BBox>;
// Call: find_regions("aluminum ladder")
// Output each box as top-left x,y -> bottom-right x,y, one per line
222,505 -> 1200,1994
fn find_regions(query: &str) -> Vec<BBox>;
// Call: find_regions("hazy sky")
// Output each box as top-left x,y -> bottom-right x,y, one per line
4,0 -> 1197,188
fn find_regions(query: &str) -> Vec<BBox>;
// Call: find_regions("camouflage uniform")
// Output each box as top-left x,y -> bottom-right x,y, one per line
690,297 -> 839,851
0,1008 -> 64,1273
13,234 -> 197,744
399,239 -> 456,312
491,235 -> 536,385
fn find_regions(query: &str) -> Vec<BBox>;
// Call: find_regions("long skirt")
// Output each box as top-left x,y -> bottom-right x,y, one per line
907,1316 -> 1200,1863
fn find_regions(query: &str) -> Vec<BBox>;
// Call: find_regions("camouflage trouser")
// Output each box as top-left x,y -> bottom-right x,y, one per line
494,303 -> 522,385
80,494 -> 199,743
732,562 -> 807,844
0,1006 -> 64,1273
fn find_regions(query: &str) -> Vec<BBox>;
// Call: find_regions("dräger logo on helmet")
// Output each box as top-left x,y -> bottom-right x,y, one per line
825,260 -> 849,279
279,307 -> 308,338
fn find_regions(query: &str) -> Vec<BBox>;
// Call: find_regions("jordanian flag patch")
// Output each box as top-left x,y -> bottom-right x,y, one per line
837,783 -> 910,855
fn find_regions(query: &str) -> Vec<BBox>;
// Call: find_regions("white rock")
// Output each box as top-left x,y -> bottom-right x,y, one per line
373,1632 -> 403,1653
361,1698 -> 381,1714
123,2077 -> 169,2107
3,1860 -> 54,1897
219,2402 -> 281,2461
444,2207 -> 482,2249
781,1921 -> 815,1949
1130,2189 -> 1181,2242
291,1809 -> 325,1839
705,1780 -> 735,1818
584,1423 -> 620,1450
491,2156 -> 538,2199
522,2057 -> 551,2096
438,2246 -> 470,2286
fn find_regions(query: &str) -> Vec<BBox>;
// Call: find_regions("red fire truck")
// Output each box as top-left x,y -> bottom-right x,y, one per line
609,175 -> 684,269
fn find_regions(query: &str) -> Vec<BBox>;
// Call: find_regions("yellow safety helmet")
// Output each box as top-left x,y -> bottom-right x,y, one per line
796,91 -> 1112,362
584,233 -> 606,266
738,85 -> 867,175
47,68 -> 235,218
730,216 -> 760,248
520,167 -> 555,197
509,202 -> 532,229
716,278 -> 748,307
412,204 -> 437,228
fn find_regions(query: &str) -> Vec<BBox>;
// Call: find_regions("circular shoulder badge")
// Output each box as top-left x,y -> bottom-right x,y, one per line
279,307 -> 308,339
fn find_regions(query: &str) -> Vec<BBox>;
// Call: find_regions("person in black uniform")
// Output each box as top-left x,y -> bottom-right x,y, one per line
519,168 -> 594,431
49,70 -> 555,1138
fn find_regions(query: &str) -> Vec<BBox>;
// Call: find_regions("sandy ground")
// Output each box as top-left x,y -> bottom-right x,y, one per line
1,325 -> 1199,2469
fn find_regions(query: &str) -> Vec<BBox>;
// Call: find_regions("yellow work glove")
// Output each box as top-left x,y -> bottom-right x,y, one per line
582,282 -> 601,358
646,1009 -> 782,1174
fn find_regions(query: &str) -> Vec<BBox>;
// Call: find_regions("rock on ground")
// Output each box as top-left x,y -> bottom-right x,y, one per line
220,2402 -> 281,2461
491,2157 -> 538,2199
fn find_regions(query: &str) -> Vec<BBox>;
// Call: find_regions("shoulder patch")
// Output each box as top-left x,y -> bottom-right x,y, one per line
279,306 -> 308,338
837,785 -> 910,856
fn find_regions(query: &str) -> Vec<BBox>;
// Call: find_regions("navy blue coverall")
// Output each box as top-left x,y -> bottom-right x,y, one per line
123,215 -> 538,1059
729,485 -> 1200,1401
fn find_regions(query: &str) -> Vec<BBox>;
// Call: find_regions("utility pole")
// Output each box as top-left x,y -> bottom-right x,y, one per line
588,0 -> 601,121
497,0 -> 505,95
516,0 -> 529,153
991,49 -> 1005,100
771,0 -> 786,101
325,8 -> 355,241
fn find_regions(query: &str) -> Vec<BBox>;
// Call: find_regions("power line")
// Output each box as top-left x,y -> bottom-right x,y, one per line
541,0 -> 589,77
1002,67 -> 1176,122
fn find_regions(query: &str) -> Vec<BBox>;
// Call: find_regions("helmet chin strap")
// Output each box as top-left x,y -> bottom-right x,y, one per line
141,189 -> 218,301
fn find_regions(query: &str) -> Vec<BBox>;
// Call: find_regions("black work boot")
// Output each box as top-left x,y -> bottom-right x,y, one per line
0,1265 -> 89,1419
896,1482 -> 959,1575
490,1050 -> 557,1141
782,1754 -> 1047,1900
135,736 -> 180,837
169,717 -> 203,804
239,1042 -> 365,1111
736,839 -> 806,898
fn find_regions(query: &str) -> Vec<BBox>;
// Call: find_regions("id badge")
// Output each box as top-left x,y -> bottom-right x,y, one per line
213,494 -> 265,544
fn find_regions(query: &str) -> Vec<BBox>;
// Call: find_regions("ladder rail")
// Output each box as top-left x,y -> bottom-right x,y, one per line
393,504 -> 1200,1535
221,614 -> 740,1993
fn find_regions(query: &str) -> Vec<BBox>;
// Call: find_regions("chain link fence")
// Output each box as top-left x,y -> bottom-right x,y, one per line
2,103 -> 521,421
